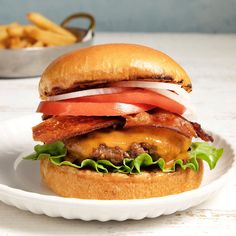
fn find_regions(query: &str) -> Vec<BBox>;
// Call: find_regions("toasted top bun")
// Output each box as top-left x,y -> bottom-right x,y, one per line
41,158 -> 203,200
39,44 -> 192,99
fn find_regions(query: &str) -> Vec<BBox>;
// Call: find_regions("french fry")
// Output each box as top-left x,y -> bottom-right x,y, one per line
0,42 -> 6,48
0,25 -> 7,30
0,28 -> 8,41
44,43 -> 55,47
20,38 -> 33,48
24,42 -> 32,48
27,12 -> 76,42
7,36 -> 30,49
31,40 -> 44,47
8,37 -> 21,48
21,26 -> 33,41
7,24 -> 24,37
25,26 -> 75,46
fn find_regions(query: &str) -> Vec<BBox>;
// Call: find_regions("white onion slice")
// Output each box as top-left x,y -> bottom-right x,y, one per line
112,81 -> 190,98
47,87 -> 128,101
148,88 -> 190,108
149,88 -> 197,119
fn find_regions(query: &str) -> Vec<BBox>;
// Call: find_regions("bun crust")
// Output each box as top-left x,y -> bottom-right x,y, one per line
40,158 -> 203,200
39,44 -> 191,99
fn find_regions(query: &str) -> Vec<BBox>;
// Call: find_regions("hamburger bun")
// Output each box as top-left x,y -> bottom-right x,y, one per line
38,44 -> 203,200
40,158 -> 203,200
39,44 -> 191,99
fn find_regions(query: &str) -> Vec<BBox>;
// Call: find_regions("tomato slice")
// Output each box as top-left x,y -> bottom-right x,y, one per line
38,89 -> 185,116
37,102 -> 154,116
65,89 -> 185,115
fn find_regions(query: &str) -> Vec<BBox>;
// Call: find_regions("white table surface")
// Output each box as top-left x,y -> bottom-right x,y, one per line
0,33 -> 236,236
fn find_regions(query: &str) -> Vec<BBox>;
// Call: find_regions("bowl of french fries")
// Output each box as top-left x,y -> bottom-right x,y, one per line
0,12 -> 95,78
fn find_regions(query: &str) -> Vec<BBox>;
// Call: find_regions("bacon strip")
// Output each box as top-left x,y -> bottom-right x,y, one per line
33,116 -> 122,143
33,109 -> 213,144
125,109 -> 196,139
191,122 -> 214,142
125,109 -> 213,142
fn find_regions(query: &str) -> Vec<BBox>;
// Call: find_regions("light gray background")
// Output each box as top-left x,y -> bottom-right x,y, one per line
0,0 -> 236,33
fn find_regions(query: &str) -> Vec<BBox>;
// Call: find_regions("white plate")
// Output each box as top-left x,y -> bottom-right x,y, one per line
0,114 -> 235,221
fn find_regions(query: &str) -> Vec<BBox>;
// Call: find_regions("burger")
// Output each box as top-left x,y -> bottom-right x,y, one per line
24,44 -> 223,200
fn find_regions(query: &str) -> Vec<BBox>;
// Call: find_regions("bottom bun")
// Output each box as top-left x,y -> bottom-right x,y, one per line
40,158 -> 203,200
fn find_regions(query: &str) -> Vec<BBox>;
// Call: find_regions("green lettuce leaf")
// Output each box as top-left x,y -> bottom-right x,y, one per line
189,142 -> 223,170
24,141 -> 67,160
49,157 -> 109,173
24,141 -> 223,174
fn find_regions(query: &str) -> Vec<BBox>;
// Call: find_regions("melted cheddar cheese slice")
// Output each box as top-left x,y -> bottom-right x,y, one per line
65,127 -> 192,166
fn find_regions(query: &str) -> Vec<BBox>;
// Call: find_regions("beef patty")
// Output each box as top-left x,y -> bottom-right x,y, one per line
91,142 -> 158,165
